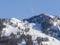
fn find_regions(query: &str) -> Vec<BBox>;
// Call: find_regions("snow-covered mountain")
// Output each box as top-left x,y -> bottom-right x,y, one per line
0,14 -> 60,45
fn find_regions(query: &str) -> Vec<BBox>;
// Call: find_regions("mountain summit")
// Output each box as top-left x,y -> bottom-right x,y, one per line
0,14 -> 60,45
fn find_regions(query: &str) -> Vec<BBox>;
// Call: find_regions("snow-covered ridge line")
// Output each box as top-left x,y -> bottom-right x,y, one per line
0,13 -> 60,45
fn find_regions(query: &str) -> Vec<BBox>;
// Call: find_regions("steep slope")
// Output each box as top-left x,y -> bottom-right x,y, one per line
23,14 -> 60,40
0,14 -> 60,45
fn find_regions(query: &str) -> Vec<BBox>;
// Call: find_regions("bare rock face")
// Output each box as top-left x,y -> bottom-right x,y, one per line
25,35 -> 33,45
0,19 -> 6,39
0,19 -> 6,31
23,14 -> 54,23
23,13 -> 54,29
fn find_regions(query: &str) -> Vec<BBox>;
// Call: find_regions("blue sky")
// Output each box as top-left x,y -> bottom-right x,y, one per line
0,0 -> 60,19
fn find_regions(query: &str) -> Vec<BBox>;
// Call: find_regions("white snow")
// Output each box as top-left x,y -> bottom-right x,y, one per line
2,18 -> 60,45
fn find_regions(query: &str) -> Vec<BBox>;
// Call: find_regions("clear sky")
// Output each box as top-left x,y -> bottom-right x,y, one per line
0,0 -> 60,19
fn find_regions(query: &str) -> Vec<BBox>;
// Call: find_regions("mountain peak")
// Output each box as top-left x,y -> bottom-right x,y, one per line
23,13 -> 54,24
0,14 -> 60,45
